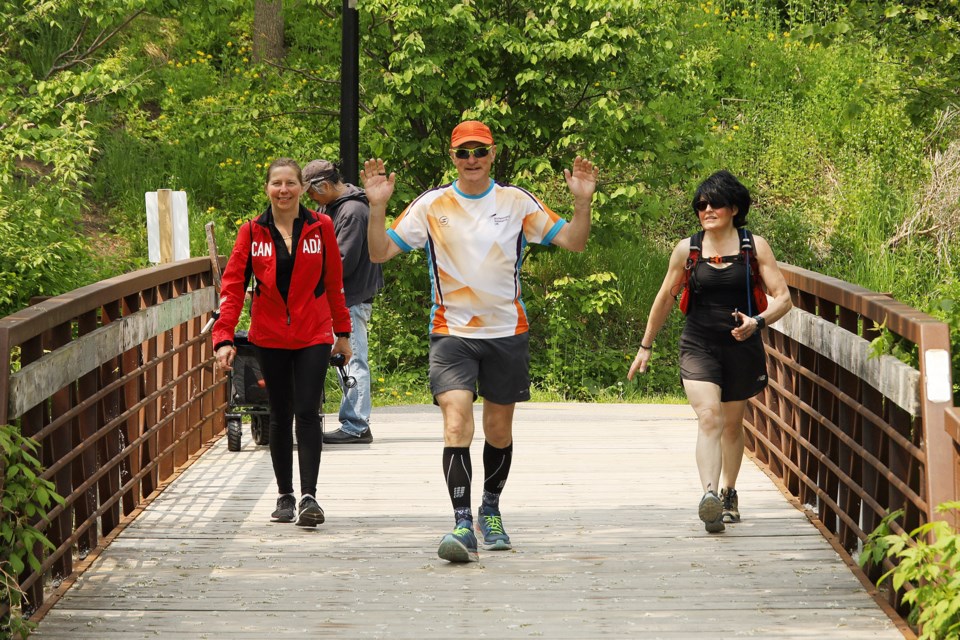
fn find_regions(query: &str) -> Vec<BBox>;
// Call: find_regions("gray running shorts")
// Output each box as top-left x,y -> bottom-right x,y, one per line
429,333 -> 530,405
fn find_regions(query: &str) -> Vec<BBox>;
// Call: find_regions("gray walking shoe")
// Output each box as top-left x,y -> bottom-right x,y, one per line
698,491 -> 725,533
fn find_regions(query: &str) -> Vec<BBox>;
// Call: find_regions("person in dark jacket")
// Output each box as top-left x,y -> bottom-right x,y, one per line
213,157 -> 352,527
303,159 -> 384,445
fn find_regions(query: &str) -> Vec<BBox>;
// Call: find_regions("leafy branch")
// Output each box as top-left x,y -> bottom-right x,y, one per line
861,504 -> 960,640
1,426 -> 64,639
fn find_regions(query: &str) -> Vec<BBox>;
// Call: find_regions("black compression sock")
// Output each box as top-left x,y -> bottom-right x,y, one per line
483,440 -> 513,498
442,446 -> 472,521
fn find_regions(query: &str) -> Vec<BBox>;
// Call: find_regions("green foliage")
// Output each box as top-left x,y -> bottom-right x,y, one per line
538,271 -> 623,399
368,251 -> 432,373
788,1 -> 960,118
0,0 -> 160,315
0,0 -> 958,398
868,319 -> 919,368
355,0 -> 696,203
1,425 -> 64,639
861,504 -> 960,640
0,188 -> 93,313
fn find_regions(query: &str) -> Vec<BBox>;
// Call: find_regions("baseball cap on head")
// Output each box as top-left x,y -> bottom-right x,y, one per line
450,120 -> 494,148
302,159 -> 338,185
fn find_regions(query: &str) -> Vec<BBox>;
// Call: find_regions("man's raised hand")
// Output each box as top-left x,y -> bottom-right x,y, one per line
360,158 -> 396,206
563,156 -> 599,200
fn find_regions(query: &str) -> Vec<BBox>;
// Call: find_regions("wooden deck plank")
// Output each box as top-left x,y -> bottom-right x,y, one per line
32,403 -> 903,639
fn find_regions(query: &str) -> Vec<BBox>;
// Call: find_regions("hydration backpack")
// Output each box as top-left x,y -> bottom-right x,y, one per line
675,228 -> 768,316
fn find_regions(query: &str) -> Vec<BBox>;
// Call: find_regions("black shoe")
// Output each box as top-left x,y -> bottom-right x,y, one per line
296,495 -> 325,527
271,494 -> 296,523
323,428 -> 373,444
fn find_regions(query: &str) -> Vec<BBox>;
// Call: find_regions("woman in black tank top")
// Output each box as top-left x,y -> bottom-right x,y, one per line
685,255 -> 755,341
627,170 -> 793,534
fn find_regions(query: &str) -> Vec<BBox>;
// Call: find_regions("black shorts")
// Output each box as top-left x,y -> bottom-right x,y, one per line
429,333 -> 530,405
679,330 -> 768,402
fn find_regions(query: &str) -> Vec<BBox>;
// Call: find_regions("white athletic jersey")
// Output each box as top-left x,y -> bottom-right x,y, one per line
387,179 -> 566,338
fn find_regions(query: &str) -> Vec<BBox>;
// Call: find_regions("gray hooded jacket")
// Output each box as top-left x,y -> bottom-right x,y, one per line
323,184 -> 384,308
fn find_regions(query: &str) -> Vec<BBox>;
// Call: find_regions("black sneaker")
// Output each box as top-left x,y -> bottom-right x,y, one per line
721,487 -> 740,523
698,491 -> 725,533
323,428 -> 373,444
296,495 -> 325,527
271,494 -> 296,523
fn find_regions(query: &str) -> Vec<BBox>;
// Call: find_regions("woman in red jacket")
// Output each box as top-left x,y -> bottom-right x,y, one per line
213,157 -> 352,527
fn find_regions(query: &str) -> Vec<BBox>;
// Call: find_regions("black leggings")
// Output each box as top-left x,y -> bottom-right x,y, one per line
256,343 -> 331,496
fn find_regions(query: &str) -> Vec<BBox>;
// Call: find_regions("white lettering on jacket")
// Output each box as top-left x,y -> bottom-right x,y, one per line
251,241 -> 273,257
302,237 -> 323,255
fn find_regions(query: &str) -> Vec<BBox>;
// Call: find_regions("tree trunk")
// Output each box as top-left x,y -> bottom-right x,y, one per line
253,0 -> 284,63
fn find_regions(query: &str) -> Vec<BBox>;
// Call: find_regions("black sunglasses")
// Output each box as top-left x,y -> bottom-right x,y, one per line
694,199 -> 728,212
451,146 -> 491,159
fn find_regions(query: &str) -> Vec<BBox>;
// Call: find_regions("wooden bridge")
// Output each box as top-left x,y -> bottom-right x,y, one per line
1,258 -> 958,638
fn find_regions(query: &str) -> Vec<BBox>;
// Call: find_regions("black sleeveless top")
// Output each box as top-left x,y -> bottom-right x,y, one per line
684,255 -> 753,342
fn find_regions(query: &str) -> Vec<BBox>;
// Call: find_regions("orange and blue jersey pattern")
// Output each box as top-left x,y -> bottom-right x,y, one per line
388,179 -> 565,338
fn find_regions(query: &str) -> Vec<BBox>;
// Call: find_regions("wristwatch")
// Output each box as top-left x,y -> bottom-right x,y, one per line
752,315 -> 766,330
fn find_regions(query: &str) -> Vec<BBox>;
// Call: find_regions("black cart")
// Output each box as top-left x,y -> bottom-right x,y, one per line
224,332 -> 354,452
225,331 -> 271,451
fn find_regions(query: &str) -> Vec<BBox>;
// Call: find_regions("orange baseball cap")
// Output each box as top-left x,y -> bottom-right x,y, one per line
450,120 -> 494,147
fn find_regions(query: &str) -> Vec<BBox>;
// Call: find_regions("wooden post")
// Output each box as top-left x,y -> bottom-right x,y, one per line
204,222 -> 223,291
917,322 -> 958,528
146,190 -> 189,264
158,189 -> 174,264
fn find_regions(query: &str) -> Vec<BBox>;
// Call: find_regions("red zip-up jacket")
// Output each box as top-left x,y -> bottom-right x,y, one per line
212,205 -> 351,351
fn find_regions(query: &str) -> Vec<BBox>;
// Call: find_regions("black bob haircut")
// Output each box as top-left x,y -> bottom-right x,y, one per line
691,170 -> 751,228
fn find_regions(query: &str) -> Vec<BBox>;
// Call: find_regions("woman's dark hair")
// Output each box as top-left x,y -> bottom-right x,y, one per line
691,170 -> 751,228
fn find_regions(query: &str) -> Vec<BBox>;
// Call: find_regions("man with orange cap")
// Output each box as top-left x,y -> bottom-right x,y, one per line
360,120 -> 599,563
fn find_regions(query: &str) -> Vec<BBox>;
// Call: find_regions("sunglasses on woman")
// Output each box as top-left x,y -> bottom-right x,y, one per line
694,199 -> 729,212
451,146 -> 491,159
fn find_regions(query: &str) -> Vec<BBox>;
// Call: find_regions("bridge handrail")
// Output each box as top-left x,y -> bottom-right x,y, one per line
0,257 -> 227,618
747,263 -> 958,611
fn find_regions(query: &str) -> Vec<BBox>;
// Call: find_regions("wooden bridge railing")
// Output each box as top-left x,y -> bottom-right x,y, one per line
0,258 -> 226,618
748,263 -> 958,604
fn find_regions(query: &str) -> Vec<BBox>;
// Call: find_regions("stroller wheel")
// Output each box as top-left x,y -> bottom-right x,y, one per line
251,414 -> 270,446
226,417 -> 242,451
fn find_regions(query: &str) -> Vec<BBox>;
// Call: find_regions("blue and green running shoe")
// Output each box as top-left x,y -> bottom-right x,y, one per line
476,506 -> 512,550
437,519 -> 479,563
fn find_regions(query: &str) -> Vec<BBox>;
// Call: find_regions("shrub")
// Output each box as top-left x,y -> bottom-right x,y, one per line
861,503 -> 960,640
1,426 -> 64,639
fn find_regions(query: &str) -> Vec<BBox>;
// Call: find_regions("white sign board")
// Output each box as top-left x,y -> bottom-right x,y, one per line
145,190 -> 190,263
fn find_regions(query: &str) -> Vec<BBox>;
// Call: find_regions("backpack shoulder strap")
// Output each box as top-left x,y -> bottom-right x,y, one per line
741,228 -> 761,267
687,231 -> 703,266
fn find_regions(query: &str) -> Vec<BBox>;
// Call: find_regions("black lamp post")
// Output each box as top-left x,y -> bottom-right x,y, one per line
340,0 -> 360,184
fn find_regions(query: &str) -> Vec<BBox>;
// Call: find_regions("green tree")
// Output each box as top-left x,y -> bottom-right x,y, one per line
354,0 -> 691,209
0,0 -> 157,313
